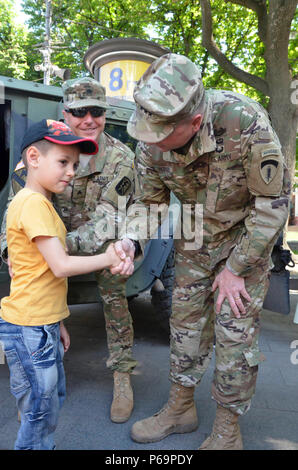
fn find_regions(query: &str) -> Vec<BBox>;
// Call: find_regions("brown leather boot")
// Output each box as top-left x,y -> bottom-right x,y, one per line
131,383 -> 198,443
110,371 -> 133,423
199,405 -> 243,450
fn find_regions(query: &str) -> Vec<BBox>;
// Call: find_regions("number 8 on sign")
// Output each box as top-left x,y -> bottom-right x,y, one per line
109,68 -> 123,91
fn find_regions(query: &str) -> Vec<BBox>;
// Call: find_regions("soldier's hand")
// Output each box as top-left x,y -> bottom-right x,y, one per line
212,266 -> 251,318
114,239 -> 135,261
109,240 -> 135,276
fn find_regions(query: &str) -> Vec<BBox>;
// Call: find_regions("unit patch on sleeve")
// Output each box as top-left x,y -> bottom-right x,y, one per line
247,145 -> 283,197
115,176 -> 132,195
260,158 -> 279,185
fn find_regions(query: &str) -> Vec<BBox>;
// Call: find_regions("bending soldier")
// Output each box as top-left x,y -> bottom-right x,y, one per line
116,54 -> 290,449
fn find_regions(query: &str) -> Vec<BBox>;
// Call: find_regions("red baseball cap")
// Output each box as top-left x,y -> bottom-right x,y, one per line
21,119 -> 98,154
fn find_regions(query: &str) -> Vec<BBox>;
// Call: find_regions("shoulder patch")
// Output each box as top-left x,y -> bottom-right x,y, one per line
260,158 -> 279,184
115,176 -> 131,195
248,144 -> 283,197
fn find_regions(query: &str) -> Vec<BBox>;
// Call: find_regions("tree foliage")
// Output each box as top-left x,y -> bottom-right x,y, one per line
2,1 -> 296,97
148,0 -> 270,103
21,0 -> 151,81
0,0 -> 297,165
0,0 -> 30,78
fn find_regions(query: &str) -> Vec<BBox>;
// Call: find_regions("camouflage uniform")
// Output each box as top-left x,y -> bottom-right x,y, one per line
55,130 -> 138,373
126,54 -> 290,415
0,78 -> 139,374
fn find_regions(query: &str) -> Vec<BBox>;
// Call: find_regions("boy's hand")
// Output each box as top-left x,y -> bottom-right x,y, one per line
60,321 -> 70,353
112,239 -> 135,275
114,239 -> 135,261
105,243 -> 123,267
106,243 -> 134,276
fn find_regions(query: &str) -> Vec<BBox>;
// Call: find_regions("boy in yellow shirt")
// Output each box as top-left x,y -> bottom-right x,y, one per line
0,119 -> 133,450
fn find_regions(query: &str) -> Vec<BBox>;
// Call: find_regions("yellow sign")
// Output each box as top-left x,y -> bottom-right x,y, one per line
99,60 -> 149,101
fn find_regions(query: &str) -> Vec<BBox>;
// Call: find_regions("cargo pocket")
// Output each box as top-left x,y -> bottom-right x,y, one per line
84,176 -> 112,212
243,348 -> 266,367
4,348 -> 31,396
205,162 -> 248,213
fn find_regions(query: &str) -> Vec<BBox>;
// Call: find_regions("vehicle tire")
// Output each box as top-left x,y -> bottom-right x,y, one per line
150,247 -> 175,333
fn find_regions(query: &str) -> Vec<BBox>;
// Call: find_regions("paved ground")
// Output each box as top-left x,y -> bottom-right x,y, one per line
0,285 -> 298,451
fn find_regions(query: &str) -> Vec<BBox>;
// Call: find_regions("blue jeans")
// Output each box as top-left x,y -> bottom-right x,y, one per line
0,318 -> 66,450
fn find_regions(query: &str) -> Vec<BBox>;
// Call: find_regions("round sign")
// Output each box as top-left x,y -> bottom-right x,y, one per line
99,59 -> 149,101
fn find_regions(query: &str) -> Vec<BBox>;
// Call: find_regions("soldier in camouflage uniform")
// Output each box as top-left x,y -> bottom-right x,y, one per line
118,54 -> 290,449
0,77 -> 139,424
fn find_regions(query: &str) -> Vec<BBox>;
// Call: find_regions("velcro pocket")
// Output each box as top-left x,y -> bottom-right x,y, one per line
243,348 -> 266,367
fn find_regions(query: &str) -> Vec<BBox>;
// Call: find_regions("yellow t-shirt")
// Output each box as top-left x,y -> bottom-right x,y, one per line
0,188 -> 70,326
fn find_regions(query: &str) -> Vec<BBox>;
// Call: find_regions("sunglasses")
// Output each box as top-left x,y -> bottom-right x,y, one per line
65,107 -> 105,118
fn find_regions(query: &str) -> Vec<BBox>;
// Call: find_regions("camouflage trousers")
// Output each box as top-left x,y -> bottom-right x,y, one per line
95,269 -> 137,373
170,251 -> 269,415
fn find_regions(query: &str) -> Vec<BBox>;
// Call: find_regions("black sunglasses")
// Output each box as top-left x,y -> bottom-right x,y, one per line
65,107 -> 105,118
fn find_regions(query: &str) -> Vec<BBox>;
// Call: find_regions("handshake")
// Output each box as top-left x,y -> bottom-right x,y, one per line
106,238 -> 136,277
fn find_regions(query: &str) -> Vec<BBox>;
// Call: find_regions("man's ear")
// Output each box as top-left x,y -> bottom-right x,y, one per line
26,145 -> 40,168
192,114 -> 202,133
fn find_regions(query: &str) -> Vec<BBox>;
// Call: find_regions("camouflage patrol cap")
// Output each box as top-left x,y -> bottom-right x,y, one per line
62,77 -> 109,109
127,53 -> 204,143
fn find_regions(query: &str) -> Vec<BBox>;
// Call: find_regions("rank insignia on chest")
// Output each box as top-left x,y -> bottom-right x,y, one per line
115,176 -> 131,195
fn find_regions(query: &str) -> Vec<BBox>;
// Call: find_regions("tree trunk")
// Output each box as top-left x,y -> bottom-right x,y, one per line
200,0 -> 298,176
267,90 -> 297,176
264,0 -> 298,174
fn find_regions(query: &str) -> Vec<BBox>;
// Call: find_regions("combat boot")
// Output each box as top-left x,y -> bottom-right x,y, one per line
131,383 -> 198,443
110,371 -> 133,423
199,405 -> 243,450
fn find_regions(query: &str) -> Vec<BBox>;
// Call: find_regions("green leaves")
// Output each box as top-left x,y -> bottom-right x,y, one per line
0,0 -> 30,78
22,0 -> 151,79
1,0 -> 296,99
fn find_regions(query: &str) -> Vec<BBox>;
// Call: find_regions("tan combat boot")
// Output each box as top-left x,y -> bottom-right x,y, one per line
199,405 -> 243,450
110,371 -> 134,423
131,383 -> 198,443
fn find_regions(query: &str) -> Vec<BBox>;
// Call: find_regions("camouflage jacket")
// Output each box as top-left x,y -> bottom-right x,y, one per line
0,131 -> 137,258
125,89 -> 291,276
